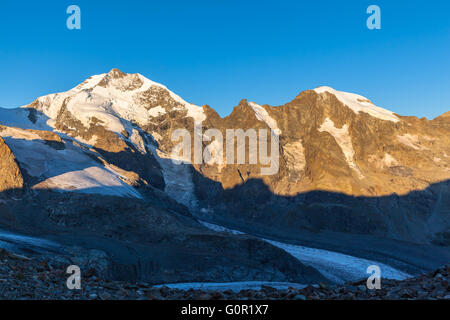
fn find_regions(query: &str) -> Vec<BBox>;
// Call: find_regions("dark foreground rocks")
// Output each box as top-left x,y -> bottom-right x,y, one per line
0,248 -> 448,300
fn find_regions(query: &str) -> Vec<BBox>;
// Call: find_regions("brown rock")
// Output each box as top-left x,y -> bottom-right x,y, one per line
0,137 -> 24,193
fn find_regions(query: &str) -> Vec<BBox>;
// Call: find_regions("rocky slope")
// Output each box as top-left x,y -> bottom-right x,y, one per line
0,248 -> 448,300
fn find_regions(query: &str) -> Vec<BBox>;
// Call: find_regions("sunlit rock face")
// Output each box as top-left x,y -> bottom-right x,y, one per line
0,135 -> 24,194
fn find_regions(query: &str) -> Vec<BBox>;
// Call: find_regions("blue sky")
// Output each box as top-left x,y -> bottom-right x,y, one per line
0,0 -> 449,118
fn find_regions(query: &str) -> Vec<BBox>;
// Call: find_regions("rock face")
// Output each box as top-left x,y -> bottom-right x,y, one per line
187,89 -> 450,245
0,135 -> 23,194
192,90 -> 449,197
0,69 -> 449,284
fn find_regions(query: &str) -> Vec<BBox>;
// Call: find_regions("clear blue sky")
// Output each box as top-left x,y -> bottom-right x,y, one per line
0,0 -> 449,119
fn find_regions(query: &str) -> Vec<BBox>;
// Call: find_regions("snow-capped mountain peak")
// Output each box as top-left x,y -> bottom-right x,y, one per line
314,86 -> 399,122
21,69 -> 206,136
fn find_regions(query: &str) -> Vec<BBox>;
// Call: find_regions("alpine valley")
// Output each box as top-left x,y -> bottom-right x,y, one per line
0,69 -> 449,294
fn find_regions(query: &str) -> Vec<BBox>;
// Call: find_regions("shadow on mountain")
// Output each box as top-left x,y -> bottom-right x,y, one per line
0,186 -> 327,285
189,169 -> 450,275
94,146 -> 165,190
0,107 -> 53,131
192,170 -> 450,246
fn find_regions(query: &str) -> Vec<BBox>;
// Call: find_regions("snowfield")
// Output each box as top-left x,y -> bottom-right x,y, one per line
0,129 -> 142,199
314,86 -> 399,122
34,166 -> 142,199
248,102 -> 282,135
264,239 -> 410,284
318,117 -> 363,179
0,107 -> 51,131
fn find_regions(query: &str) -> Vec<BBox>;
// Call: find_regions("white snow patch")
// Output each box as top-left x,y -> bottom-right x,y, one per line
75,74 -> 106,91
248,102 -> 281,135
318,118 -> 363,178
130,129 -> 147,154
34,166 -> 142,198
382,153 -> 398,167
148,106 -> 167,117
397,134 -> 428,150
184,103 -> 206,123
314,87 -> 399,122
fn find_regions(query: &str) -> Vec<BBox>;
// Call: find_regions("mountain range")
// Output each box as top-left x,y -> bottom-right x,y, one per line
0,68 -> 449,284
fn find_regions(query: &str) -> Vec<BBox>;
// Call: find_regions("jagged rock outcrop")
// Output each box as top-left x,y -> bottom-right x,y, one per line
0,135 -> 23,194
